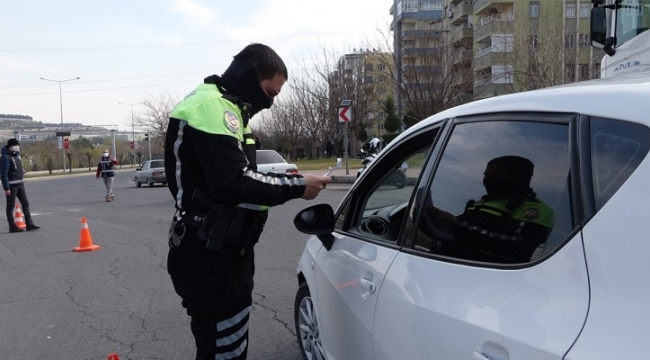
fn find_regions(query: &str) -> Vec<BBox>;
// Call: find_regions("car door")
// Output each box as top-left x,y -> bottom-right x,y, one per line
313,130 -> 436,360
372,114 -> 590,360
137,162 -> 148,182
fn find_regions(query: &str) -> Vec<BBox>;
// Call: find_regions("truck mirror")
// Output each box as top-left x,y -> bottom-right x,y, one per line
591,7 -> 607,49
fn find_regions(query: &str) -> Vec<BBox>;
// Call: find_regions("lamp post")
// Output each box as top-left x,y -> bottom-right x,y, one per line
118,102 -> 142,168
40,76 -> 80,173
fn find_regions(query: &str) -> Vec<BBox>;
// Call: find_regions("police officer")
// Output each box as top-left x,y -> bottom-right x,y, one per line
164,43 -> 331,360
95,149 -> 119,202
1,138 -> 39,233
427,156 -> 554,263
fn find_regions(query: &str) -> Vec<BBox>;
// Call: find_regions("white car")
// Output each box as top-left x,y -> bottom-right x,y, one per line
256,149 -> 298,174
293,73 -> 650,360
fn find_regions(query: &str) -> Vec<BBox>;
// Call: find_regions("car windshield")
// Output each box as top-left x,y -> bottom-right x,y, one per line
150,160 -> 164,168
257,150 -> 287,164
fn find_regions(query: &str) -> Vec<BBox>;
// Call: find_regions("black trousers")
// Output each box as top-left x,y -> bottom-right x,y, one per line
168,226 -> 255,360
5,183 -> 33,227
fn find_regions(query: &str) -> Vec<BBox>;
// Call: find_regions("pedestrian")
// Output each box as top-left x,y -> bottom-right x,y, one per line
95,149 -> 119,202
164,43 -> 331,360
369,136 -> 381,153
1,138 -> 39,233
325,140 -> 333,158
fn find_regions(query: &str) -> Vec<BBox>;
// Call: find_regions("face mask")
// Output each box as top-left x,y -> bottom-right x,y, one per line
9,146 -> 19,152
103,153 -> 109,157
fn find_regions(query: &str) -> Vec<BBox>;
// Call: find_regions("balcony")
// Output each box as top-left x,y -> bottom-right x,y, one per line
449,1 -> 473,25
450,24 -> 473,44
403,29 -> 445,41
473,0 -> 513,15
401,47 -> 441,58
474,15 -> 514,42
453,49 -> 474,65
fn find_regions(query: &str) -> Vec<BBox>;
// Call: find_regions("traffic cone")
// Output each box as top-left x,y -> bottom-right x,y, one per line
107,353 -> 120,360
13,205 -> 26,230
73,217 -> 101,252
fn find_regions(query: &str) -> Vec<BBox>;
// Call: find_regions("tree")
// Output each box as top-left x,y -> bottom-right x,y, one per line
134,93 -> 178,151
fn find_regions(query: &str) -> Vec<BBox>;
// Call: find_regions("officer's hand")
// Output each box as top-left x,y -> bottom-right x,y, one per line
4,190 -> 10,196
301,174 -> 332,200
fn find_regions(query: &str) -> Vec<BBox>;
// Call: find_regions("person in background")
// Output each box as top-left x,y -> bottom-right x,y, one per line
1,138 -> 40,233
95,149 -> 119,202
164,43 -> 331,360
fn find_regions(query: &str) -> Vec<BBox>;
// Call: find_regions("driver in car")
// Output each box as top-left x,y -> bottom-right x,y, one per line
425,155 -> 555,263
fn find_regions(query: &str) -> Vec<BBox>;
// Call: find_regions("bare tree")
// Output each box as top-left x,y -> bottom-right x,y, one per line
134,92 -> 178,149
474,6 -> 601,96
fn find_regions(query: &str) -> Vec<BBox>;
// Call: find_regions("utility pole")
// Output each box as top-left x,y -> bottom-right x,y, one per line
118,102 -> 142,167
40,76 -> 80,173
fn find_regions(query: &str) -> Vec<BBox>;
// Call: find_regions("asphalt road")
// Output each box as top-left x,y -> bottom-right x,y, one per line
0,170 -> 350,360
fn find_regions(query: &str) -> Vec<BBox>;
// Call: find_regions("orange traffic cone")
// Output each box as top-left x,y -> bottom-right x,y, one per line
73,217 -> 101,252
13,205 -> 26,230
106,353 -> 120,360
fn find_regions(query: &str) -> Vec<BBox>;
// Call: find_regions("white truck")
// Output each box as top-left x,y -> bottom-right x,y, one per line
591,0 -> 650,77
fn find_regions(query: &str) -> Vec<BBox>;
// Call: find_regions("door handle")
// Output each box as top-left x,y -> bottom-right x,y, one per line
358,277 -> 376,293
472,351 -> 490,360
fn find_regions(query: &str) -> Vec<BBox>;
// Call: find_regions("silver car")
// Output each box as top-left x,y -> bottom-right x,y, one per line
134,159 -> 166,187
256,150 -> 298,174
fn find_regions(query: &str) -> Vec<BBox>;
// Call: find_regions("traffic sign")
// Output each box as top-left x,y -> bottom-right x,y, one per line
338,106 -> 351,123
63,138 -> 69,150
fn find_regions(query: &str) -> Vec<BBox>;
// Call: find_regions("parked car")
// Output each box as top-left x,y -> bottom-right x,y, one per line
293,73 -> 650,359
256,149 -> 298,174
134,159 -> 166,187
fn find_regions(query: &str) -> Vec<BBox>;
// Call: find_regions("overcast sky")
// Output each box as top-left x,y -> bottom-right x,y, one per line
1,0 -> 393,131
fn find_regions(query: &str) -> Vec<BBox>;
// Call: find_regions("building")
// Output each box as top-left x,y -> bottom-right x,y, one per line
390,0 -> 602,113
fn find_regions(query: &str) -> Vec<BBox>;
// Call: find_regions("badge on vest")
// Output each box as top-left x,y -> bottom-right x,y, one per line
524,208 -> 540,220
224,110 -> 240,133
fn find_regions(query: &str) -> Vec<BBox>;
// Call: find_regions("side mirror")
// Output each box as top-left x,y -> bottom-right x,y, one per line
294,204 -> 336,250
590,6 -> 607,49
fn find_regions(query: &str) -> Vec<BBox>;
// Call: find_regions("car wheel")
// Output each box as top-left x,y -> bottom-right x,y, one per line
294,283 -> 325,360
148,179 -> 153,187
135,179 -> 141,188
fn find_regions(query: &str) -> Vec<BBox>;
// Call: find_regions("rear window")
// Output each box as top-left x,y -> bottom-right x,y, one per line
256,150 -> 287,165
150,160 -> 165,168
590,118 -> 650,210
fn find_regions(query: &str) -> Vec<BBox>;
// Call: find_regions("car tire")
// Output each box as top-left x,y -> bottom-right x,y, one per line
294,283 -> 325,360
135,179 -> 141,188
148,179 -> 153,187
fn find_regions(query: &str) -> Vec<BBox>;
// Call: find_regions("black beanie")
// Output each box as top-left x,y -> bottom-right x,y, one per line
7,138 -> 19,147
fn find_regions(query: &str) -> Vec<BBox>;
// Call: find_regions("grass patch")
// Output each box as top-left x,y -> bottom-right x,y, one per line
294,157 -> 362,170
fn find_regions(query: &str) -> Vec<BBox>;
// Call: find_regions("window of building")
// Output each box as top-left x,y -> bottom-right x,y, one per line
529,34 -> 539,49
365,76 -> 374,83
413,117 -> 573,264
420,1 -> 443,10
578,33 -> 590,47
565,2 -> 576,18
579,64 -> 589,80
565,34 -> 576,48
365,64 -> 374,71
379,75 -> 386,83
379,63 -> 387,71
530,2 -> 540,18
565,63 -> 576,82
593,63 -> 601,78
579,2 -> 590,17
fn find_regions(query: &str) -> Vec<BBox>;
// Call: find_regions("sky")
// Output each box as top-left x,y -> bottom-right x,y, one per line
0,0 -> 393,132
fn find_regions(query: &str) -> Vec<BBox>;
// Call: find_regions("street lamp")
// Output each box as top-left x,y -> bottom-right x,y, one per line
40,76 -> 80,173
118,102 -> 143,167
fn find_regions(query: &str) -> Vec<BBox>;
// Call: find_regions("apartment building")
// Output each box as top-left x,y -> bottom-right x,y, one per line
391,0 -> 602,109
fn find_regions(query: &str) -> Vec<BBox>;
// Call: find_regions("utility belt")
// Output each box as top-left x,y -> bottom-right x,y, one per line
168,190 -> 267,253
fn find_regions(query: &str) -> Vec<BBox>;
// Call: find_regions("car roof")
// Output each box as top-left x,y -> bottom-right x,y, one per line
402,72 -> 650,140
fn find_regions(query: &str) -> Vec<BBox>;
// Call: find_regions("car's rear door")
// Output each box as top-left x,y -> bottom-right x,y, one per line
372,114 -> 590,360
